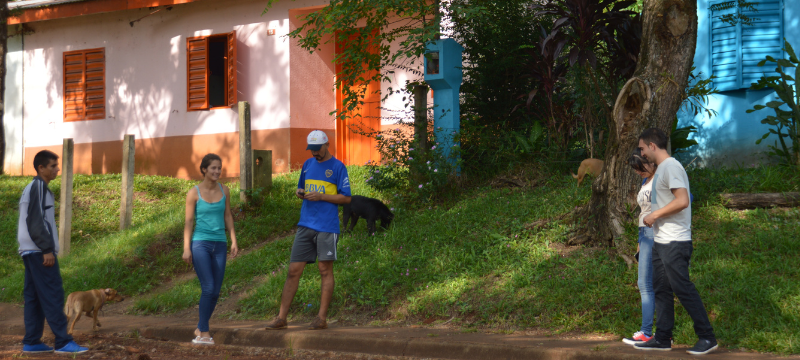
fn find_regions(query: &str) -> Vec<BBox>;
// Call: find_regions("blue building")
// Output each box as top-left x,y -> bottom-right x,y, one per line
678,0 -> 797,167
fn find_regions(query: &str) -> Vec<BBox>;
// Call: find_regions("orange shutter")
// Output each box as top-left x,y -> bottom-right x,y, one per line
187,36 -> 209,111
63,51 -> 86,121
63,48 -> 105,122
84,49 -> 105,120
226,30 -> 237,107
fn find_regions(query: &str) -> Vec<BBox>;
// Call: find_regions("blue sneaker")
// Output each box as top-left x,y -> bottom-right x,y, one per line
23,343 -> 54,353
54,341 -> 88,354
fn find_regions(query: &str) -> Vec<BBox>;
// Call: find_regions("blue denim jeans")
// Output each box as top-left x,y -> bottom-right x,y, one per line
637,227 -> 655,336
22,253 -> 74,349
191,240 -> 227,332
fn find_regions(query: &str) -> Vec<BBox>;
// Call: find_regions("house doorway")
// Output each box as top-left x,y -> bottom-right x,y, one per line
334,29 -> 381,166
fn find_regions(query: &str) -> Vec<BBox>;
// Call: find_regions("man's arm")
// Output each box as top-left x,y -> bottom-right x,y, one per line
25,179 -> 56,255
303,192 -> 351,204
643,187 -> 689,227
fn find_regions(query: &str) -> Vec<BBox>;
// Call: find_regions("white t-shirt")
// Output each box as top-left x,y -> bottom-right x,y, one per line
650,157 -> 691,243
637,177 -> 653,227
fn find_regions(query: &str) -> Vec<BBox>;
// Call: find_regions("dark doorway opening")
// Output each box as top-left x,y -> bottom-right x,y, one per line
208,36 -> 227,108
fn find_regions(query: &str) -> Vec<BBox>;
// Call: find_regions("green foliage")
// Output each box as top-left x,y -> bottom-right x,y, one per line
671,119 -> 699,155
534,0 -> 637,69
512,121 -> 545,155
450,0 -> 539,130
362,125 -> 458,202
241,186 -> 270,209
528,0 -> 642,158
277,0 -> 442,118
683,67 -> 719,118
709,0 -> 760,26
747,39 -> 800,168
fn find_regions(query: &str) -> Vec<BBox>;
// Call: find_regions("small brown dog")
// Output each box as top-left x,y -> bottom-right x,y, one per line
571,158 -> 605,188
64,288 -> 124,334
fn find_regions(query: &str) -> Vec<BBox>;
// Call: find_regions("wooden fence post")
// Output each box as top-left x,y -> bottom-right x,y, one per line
120,134 -> 135,230
58,139 -> 74,256
239,101 -> 252,202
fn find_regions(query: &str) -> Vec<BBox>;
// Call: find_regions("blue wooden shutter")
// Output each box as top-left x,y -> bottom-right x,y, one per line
740,0 -> 783,88
710,2 -> 740,91
710,0 -> 784,91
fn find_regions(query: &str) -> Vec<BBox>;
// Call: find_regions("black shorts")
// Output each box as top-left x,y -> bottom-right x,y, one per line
290,226 -> 338,263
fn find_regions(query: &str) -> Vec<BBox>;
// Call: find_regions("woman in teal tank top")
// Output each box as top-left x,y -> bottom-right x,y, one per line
181,154 -> 239,345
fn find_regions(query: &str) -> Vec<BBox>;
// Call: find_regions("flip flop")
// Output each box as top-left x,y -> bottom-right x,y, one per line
191,336 -> 214,345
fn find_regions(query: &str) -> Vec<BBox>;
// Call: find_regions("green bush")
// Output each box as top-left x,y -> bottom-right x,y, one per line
747,39 -> 800,168
363,125 -> 459,202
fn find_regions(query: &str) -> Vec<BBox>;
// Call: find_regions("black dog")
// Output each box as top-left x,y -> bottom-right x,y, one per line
341,195 -> 394,235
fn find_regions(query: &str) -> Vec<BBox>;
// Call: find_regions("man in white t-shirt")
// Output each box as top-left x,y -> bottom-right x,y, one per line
633,128 -> 717,356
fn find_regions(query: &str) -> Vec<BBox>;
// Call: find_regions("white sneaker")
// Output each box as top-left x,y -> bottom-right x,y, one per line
622,331 -> 653,345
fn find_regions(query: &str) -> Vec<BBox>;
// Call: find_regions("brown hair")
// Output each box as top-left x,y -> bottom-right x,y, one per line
199,153 -> 222,176
628,148 -> 656,173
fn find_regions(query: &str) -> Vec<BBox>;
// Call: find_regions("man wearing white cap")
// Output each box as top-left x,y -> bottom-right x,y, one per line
265,130 -> 351,330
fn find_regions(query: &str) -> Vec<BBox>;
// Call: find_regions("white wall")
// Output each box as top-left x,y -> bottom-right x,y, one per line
17,0 -> 423,150
3,30 -> 23,174
18,0 -> 322,148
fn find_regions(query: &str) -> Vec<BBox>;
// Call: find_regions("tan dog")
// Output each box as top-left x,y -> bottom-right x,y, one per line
64,288 -> 124,334
571,158 -> 605,188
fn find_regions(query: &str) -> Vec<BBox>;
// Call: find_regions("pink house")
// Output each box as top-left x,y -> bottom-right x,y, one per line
4,0 -> 421,178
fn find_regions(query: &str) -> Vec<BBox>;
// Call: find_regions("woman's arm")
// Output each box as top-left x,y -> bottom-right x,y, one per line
183,188 -> 198,264
223,185 -> 239,257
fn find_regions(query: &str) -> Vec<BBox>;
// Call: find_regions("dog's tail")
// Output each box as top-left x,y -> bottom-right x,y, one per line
571,172 -> 578,179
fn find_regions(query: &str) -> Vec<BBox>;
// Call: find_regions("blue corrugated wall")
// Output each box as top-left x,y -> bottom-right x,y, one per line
677,0 -> 797,167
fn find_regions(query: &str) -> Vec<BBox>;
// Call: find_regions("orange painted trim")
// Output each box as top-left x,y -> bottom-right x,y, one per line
9,0 -> 208,25
22,129 -> 293,179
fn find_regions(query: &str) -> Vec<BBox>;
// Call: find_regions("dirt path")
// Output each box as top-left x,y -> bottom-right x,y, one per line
1,303 -> 795,360
0,332 -> 432,360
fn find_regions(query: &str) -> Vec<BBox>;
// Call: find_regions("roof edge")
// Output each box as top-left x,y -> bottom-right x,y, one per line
9,0 -> 208,25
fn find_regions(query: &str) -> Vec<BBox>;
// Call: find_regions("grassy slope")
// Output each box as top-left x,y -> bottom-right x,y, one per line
1,165 -> 798,354
0,172 -> 301,301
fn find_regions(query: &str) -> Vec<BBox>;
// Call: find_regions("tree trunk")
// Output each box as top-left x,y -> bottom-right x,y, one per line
0,1 -> 8,174
720,192 -> 800,210
413,84 -> 429,155
410,84 -> 429,182
571,0 -> 697,254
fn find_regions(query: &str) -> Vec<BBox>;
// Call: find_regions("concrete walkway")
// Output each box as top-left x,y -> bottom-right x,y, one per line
0,303 -> 794,360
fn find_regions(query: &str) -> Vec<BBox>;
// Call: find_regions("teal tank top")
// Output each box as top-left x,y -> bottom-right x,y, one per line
192,183 -> 227,242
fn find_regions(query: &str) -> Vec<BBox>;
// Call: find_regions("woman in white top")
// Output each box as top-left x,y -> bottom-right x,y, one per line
622,148 -> 657,346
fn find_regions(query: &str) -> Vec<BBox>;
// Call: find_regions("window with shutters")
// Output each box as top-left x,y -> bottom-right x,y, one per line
187,31 -> 237,111
63,48 -> 105,121
709,0 -> 784,91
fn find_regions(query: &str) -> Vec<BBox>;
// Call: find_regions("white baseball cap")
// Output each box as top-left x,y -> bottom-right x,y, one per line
306,130 -> 329,151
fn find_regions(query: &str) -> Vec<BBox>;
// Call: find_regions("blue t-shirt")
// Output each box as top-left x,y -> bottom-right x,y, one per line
297,157 -> 351,234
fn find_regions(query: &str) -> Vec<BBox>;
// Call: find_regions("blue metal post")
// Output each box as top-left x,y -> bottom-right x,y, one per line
424,38 -> 464,163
